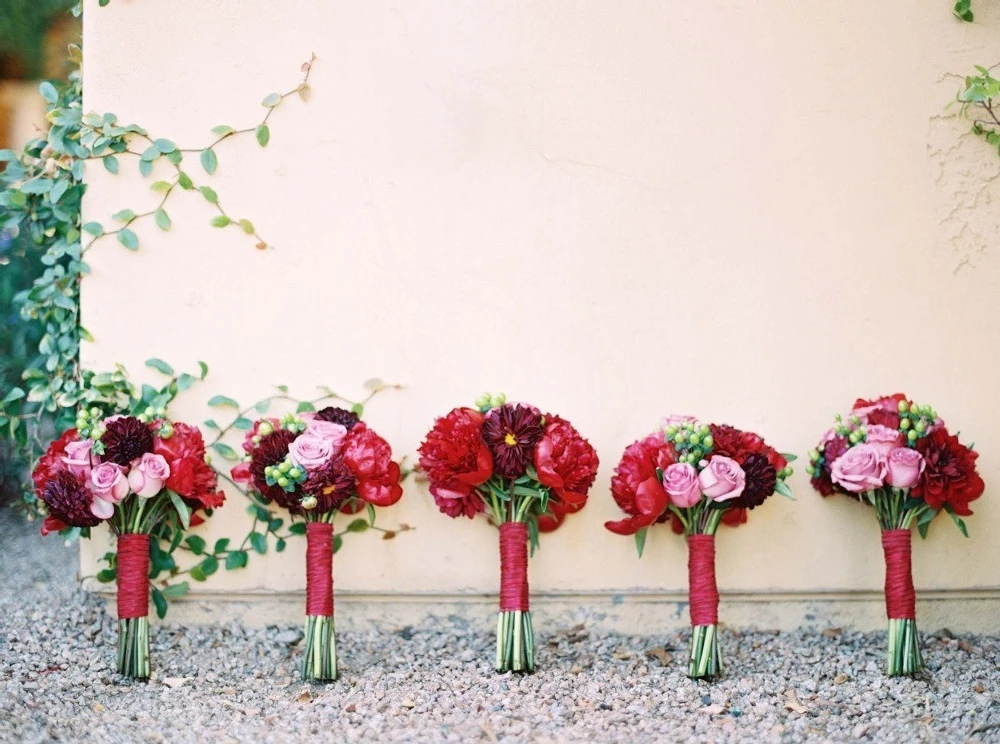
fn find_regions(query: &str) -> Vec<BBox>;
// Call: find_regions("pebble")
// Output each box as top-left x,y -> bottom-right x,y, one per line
2,511 -> 999,742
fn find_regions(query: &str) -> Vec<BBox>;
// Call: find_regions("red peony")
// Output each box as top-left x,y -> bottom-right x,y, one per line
537,500 -> 569,533
709,424 -> 787,473
32,428 -> 78,495
605,433 -> 675,535
852,393 -> 908,429
533,416 -> 599,514
914,427 -> 984,516
419,407 -> 493,518
342,423 -> 402,507
154,422 -> 225,510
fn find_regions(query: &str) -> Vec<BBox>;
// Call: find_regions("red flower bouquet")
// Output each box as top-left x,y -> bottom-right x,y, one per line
605,416 -> 793,679
419,393 -> 598,673
233,407 -> 402,681
34,408 -> 224,679
808,394 -> 984,676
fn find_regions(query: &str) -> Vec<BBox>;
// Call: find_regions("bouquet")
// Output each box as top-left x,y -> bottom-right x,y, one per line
33,408 -> 224,679
232,406 -> 402,682
808,394 -> 984,676
419,393 -> 598,673
605,416 -> 793,679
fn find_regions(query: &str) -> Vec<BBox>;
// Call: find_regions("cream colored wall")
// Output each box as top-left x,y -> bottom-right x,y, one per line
80,0 -> 1000,625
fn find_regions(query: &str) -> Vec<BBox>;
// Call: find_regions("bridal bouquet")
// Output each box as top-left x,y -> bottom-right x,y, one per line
808,394 -> 983,676
33,408 -> 224,679
232,406 -> 402,681
606,416 -> 793,679
419,393 -> 598,673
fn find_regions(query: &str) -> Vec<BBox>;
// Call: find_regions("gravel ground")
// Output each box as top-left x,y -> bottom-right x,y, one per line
1,511 -> 999,743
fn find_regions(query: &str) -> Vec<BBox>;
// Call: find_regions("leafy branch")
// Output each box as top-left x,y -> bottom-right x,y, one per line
953,64 -> 1000,157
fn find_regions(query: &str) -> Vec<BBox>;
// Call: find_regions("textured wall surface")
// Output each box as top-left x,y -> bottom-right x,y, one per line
80,0 -> 1000,628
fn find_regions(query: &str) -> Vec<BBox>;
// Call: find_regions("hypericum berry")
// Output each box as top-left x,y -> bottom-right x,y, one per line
900,418 -> 911,430
898,400 -> 909,413
703,435 -> 713,449
907,430 -> 918,442
301,495 -> 318,510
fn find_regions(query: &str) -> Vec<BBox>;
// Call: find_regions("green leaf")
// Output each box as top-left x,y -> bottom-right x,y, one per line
366,502 -> 376,527
203,419 -> 220,430
151,588 -> 168,619
210,215 -> 231,228
189,565 -> 207,582
255,124 -> 270,147
153,138 -> 176,153
155,208 -> 171,231
275,538 -> 287,553
296,401 -> 315,413
212,442 -> 238,460
200,555 -> 219,577
250,532 -> 268,555
346,518 -> 369,533
96,568 -> 117,583
2,387 -> 25,405
214,538 -> 230,553
232,417 -> 253,430
635,527 -> 648,558
288,522 -> 307,536
199,186 -> 218,204
333,535 -> 343,554
161,582 -> 189,599
350,402 -> 364,416
261,92 -> 281,107
176,373 -> 196,392
774,480 -> 794,499
103,154 -> 119,174
117,229 -> 139,250
211,124 -> 234,136
207,395 -> 239,408
138,159 -> 153,177
113,209 -> 135,222
185,535 -> 206,555
200,148 -> 218,175
82,221 -> 104,236
780,452 -> 798,463
198,361 -> 210,379
151,180 -> 172,192
145,358 -> 174,376
168,490 -> 191,530
238,219 -> 255,235
177,172 -> 194,190
254,399 -> 271,414
225,550 -> 248,570
39,81 -> 58,104
943,504 -> 970,537
140,145 -> 160,161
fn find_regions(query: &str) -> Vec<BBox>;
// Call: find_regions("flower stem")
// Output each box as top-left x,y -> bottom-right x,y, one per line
117,617 -> 150,679
302,615 -> 337,681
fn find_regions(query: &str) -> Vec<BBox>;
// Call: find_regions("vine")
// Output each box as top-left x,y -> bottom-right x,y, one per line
954,64 -> 1000,157
0,49 -> 314,515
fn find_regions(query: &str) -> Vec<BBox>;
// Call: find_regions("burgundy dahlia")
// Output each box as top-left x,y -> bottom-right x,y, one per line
302,453 -> 357,513
315,406 -> 360,431
482,404 -> 545,479
811,434 -> 850,497
733,453 -> 776,510
249,429 -> 301,510
914,428 -> 984,516
100,416 -> 154,467
42,471 -> 102,528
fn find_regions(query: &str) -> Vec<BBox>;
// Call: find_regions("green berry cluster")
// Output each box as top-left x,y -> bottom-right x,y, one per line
475,391 -> 507,413
264,454 -> 306,493
664,421 -> 714,465
896,400 -> 936,444
75,406 -> 106,440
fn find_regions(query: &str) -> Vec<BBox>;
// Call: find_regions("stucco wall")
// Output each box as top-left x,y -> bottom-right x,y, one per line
80,0 -> 999,629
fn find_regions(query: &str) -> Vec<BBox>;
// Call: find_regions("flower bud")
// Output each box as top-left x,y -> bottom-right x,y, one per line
258,422 -> 273,436
145,406 -> 155,416
474,394 -> 491,408
674,432 -> 687,443
665,425 -> 678,438
848,431 -> 861,444
898,400 -> 909,413
914,420 -> 927,434
277,476 -> 290,488
90,407 -> 101,418
907,430 -> 918,442
301,495 -> 318,510
808,448 -> 820,462
156,407 -> 167,418
900,418 -> 911,430
289,467 -> 302,479
703,436 -> 713,449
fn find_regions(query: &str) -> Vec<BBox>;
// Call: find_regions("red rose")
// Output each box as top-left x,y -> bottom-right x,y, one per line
32,428 -> 78,495
342,423 -> 402,507
533,416 -> 599,514
914,428 -> 984,516
153,423 -> 225,511
709,424 -> 787,473
605,433 -> 675,535
419,408 -> 493,518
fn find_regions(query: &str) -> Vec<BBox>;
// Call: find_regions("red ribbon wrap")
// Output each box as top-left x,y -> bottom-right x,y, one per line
116,533 -> 150,620
305,522 -> 334,617
687,534 -> 719,626
882,529 -> 916,620
499,522 -> 529,612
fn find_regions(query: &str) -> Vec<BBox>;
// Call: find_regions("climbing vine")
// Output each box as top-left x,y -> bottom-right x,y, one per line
954,65 -> 1000,157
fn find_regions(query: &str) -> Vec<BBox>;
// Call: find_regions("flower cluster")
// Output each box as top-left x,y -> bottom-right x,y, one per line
33,413 -> 223,535
418,396 -> 599,531
808,394 -> 984,517
233,407 -> 402,515
606,416 -> 792,536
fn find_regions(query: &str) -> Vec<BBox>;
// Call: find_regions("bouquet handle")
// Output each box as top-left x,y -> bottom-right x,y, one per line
496,522 -> 534,673
302,522 -> 337,681
116,533 -> 150,679
881,529 -> 923,675
687,533 -> 721,679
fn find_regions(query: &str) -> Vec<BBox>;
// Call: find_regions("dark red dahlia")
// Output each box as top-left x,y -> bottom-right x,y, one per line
914,428 -> 984,516
249,428 -> 301,511
811,434 -> 850,497
100,416 -> 154,467
709,424 -> 787,472
732,453 -> 776,510
533,416 -> 599,512
315,406 -> 360,430
41,471 -> 102,528
481,403 -> 544,480
302,453 -> 357,513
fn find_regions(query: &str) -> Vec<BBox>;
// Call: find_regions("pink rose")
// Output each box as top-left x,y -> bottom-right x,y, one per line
662,462 -> 701,508
885,447 -> 925,490
698,456 -> 746,502
127,453 -> 171,498
864,425 -> 904,456
90,462 -> 129,502
288,434 -> 334,473
63,439 -> 98,479
830,444 -> 887,493
302,415 -> 347,450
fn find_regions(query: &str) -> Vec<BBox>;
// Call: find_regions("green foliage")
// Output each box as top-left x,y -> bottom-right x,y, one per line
0,0 -> 76,79
955,64 -> 1000,157
953,0 -> 974,22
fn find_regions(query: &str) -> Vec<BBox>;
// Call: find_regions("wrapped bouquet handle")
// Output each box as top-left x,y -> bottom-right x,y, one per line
497,522 -> 533,672
881,529 -> 921,675
117,533 -> 151,679
303,522 -> 336,680
687,533 -> 721,678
